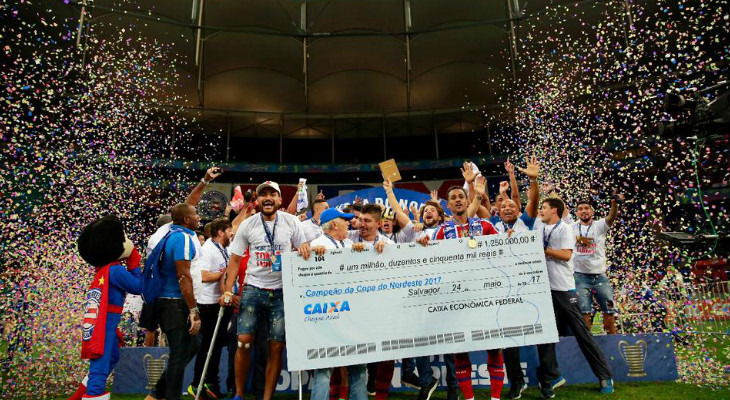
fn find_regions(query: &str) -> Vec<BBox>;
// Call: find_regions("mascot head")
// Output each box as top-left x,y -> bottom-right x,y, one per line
77,215 -> 134,267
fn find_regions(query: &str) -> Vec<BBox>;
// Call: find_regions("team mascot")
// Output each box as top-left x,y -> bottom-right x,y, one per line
66,215 -> 144,400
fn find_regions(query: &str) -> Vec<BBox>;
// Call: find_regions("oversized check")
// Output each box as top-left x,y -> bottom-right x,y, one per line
282,231 -> 558,371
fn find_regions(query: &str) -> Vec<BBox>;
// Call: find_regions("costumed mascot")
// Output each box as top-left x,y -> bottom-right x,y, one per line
67,215 -> 144,400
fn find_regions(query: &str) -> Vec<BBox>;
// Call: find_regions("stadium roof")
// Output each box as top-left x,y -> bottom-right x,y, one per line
59,0 -> 633,139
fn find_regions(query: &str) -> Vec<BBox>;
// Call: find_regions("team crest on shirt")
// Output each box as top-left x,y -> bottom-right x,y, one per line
82,288 -> 102,341
575,236 -> 596,254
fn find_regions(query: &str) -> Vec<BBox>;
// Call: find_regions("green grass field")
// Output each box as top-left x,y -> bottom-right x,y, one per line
48,381 -> 730,400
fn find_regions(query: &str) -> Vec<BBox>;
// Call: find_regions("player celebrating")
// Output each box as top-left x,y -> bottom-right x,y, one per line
431,177 -> 505,400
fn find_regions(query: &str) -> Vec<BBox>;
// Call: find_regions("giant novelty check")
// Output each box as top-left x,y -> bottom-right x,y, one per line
282,231 -> 558,371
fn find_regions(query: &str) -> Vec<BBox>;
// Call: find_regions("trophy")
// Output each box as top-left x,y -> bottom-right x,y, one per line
143,354 -> 169,390
618,339 -> 648,377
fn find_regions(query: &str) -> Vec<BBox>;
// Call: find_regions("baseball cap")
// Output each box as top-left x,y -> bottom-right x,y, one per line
320,208 -> 355,225
256,181 -> 281,195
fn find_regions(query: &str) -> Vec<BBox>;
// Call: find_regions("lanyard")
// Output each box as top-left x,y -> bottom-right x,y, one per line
261,213 -> 279,253
543,220 -> 562,249
580,221 -> 593,238
213,241 -> 230,265
502,220 -> 516,232
358,234 -> 379,245
324,234 -> 345,249
462,218 -> 481,237
430,226 -> 440,240
444,218 -> 477,239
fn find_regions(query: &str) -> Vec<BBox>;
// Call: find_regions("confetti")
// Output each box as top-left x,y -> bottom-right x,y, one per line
0,1 -> 215,397
1,0 -> 728,398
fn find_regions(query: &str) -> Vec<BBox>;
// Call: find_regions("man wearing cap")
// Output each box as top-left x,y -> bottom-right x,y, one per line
218,181 -> 311,400
572,195 -> 621,334
309,208 -> 368,400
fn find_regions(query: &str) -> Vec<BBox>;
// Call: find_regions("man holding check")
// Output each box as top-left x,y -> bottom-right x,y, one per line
218,181 -> 311,400
309,208 -> 369,400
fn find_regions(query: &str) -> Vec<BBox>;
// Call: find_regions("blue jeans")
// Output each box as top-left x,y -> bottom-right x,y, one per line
237,285 -> 286,342
574,272 -> 615,314
312,365 -> 367,400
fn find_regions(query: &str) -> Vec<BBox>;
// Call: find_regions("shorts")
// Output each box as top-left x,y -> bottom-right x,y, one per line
574,272 -> 616,314
237,284 -> 286,342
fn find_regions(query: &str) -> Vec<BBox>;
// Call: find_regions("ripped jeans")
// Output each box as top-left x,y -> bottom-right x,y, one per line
237,285 -> 286,342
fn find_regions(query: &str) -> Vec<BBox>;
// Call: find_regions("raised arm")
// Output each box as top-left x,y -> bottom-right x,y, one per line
185,167 -> 222,206
468,176 -> 487,217
383,179 -> 411,228
517,154 -> 541,219
605,194 -> 622,227
409,203 -> 421,223
505,158 -> 522,211
461,161 -> 477,201
286,181 -> 304,215
430,189 -> 439,202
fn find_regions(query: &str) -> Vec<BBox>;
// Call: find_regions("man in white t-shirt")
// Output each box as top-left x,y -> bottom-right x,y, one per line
300,198 -> 329,242
536,198 -> 614,395
218,181 -> 311,400
347,203 -> 394,251
309,208 -> 369,400
189,218 -> 234,398
572,197 -> 620,334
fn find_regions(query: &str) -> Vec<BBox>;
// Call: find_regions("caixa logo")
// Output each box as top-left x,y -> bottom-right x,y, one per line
304,300 -> 351,315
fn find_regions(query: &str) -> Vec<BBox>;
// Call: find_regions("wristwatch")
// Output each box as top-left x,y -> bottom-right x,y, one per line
189,306 -> 200,314
200,177 -> 210,185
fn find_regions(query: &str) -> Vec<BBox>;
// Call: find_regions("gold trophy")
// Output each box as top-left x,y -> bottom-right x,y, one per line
618,339 -> 648,377
143,354 -> 169,390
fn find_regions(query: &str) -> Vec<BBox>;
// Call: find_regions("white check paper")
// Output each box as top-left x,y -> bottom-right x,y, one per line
282,231 -> 558,371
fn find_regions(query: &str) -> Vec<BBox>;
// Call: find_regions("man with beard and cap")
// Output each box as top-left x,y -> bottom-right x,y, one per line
309,208 -> 369,400
218,181 -> 311,400
534,198 -> 614,395
571,195 -> 621,334
494,156 -> 565,400
429,177 -> 505,400
188,217 -> 235,399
